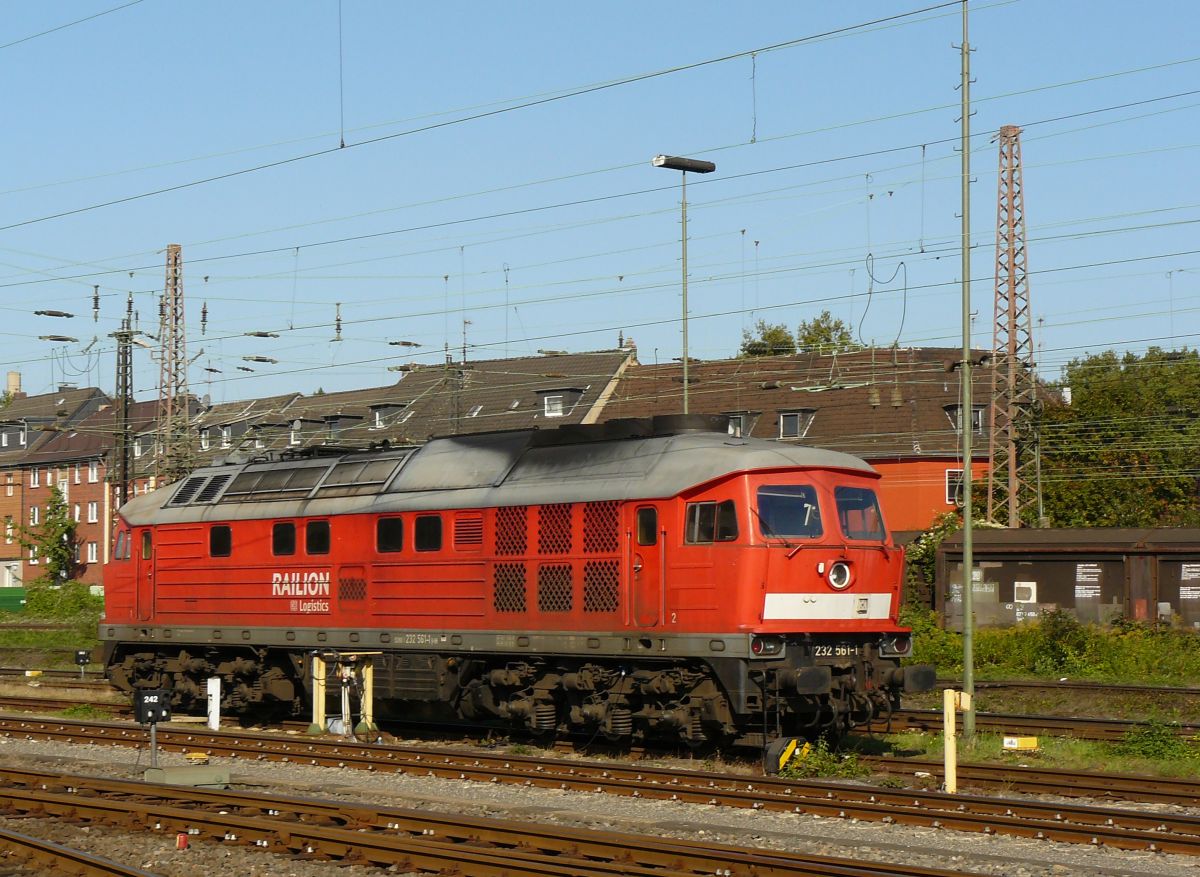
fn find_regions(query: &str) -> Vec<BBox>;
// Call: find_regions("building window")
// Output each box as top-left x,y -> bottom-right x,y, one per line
30,468 -> 40,488
86,542 -> 98,564
254,435 -> 264,449
725,413 -> 750,438
945,469 -> 965,506
779,410 -> 815,439
74,463 -> 81,484
73,503 -> 81,523
73,542 -> 81,563
18,427 -> 26,447
373,410 -> 384,429
0,432 -> 6,447
29,546 -> 37,565
133,437 -> 143,458
88,461 -> 98,483
544,395 -> 564,417
30,506 -> 39,526
221,426 -> 232,448
944,404 -> 986,435
468,405 -> 483,418
199,429 -> 210,451
87,501 -> 98,523
4,517 -> 11,544
4,473 -> 12,497
289,421 -> 301,446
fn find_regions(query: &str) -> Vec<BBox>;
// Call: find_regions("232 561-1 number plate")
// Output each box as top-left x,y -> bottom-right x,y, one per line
814,643 -> 861,657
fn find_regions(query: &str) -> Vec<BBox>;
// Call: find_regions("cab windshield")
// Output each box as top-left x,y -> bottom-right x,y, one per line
756,485 -> 822,539
834,486 -> 886,541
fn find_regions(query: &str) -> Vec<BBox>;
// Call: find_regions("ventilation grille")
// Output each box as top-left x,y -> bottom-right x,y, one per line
538,504 -> 572,555
195,473 -> 233,503
454,515 -> 484,547
493,562 -> 526,613
495,506 -> 527,556
583,560 -> 620,613
538,563 -> 573,612
168,476 -> 207,506
583,501 -> 619,553
338,568 -> 367,601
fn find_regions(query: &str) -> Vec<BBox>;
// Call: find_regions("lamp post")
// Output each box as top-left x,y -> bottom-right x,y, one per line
653,154 -> 716,414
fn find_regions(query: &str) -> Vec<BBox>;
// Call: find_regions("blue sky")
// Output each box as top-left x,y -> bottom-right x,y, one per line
1,0 -> 1197,403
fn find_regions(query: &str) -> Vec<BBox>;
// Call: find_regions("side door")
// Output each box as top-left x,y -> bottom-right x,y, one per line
135,528 -> 154,622
631,505 -> 662,627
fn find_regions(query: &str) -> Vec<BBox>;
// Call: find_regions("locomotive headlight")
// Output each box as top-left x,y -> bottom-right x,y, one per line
826,561 -> 852,590
750,635 -> 783,657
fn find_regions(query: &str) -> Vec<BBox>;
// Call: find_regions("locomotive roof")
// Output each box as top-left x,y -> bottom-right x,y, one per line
118,418 -> 876,525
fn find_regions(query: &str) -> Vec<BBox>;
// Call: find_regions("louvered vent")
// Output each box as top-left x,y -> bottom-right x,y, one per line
454,515 -> 484,547
195,473 -> 233,503
168,476 -> 208,506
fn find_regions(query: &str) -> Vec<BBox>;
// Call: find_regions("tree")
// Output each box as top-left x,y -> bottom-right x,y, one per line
739,320 -> 796,357
19,485 -> 79,587
796,310 -> 858,354
1039,347 -> 1200,527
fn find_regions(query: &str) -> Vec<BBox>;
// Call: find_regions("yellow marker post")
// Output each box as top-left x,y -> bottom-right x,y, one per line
307,654 -> 327,735
943,688 -> 972,794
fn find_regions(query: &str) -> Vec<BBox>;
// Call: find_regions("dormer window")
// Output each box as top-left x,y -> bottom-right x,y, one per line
779,409 -> 815,439
724,412 -> 756,438
468,405 -> 483,418
537,387 -> 583,419
18,427 -> 26,447
133,437 -> 143,458
290,420 -> 302,446
199,429 -> 210,451
944,404 -> 986,435
220,426 -> 232,448
368,403 -> 406,430
373,410 -> 384,429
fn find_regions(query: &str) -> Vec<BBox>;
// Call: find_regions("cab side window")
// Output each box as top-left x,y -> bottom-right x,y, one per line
685,500 -> 738,544
306,520 -> 330,555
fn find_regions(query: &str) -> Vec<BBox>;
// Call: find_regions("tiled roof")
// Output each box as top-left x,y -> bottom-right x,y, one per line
0,386 -> 110,466
22,399 -> 159,465
186,350 -> 635,460
602,347 -> 1000,460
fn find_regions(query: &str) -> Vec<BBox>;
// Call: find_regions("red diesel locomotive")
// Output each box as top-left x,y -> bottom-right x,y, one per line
101,417 -> 933,747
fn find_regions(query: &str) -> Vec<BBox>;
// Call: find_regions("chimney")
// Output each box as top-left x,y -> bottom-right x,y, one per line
6,371 -> 23,400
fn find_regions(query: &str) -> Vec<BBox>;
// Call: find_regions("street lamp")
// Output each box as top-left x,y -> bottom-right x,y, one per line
653,154 -> 716,414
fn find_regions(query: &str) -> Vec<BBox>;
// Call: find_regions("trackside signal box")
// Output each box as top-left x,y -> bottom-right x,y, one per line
134,689 -> 171,724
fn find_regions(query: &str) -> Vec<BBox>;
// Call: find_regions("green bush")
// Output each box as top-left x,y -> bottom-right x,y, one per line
1115,722 -> 1196,761
778,737 -> 869,779
906,610 -> 1200,686
23,582 -> 103,623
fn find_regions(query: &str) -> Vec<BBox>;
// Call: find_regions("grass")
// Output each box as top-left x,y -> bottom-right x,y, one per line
55,704 -> 114,721
858,727 -> 1200,779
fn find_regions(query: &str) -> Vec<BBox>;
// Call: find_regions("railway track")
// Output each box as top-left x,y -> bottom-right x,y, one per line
863,756 -> 1200,806
880,707 -> 1200,741
0,764 -> 969,877
0,824 -> 163,876
3,716 -> 1200,856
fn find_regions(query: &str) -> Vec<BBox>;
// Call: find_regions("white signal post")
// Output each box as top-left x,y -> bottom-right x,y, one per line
943,688 -> 973,794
